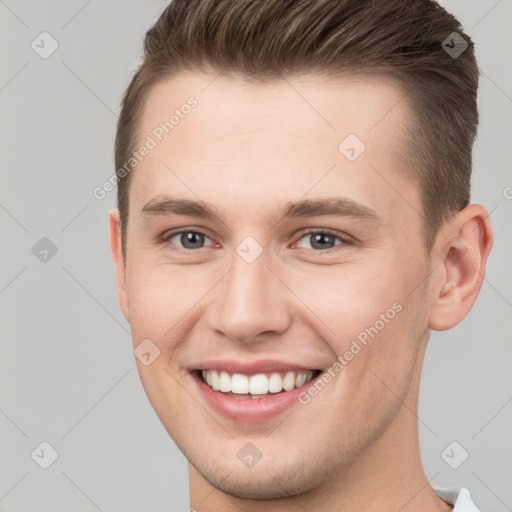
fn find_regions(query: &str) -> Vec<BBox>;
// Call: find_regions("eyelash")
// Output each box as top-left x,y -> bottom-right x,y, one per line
160,228 -> 355,253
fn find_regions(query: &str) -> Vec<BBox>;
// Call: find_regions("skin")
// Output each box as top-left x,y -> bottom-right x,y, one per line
109,71 -> 493,511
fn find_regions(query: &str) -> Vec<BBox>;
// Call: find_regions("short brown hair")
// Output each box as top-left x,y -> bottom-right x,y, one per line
115,0 -> 478,259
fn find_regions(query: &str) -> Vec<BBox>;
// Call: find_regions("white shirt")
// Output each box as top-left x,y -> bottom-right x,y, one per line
434,487 -> 480,511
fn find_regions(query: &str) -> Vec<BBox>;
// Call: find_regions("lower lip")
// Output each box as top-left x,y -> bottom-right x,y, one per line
192,371 -> 322,422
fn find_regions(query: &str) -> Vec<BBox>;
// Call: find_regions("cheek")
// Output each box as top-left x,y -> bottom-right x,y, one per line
126,264 -> 199,334
288,262 -> 404,342
287,262 -> 420,387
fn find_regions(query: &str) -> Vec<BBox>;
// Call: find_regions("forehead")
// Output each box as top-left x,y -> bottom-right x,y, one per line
141,71 -> 411,146
131,71 -> 420,233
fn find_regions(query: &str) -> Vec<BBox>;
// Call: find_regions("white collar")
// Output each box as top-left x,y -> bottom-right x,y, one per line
434,487 -> 480,511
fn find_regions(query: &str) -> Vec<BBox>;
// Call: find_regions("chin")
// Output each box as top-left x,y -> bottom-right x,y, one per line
189,449 -> 331,501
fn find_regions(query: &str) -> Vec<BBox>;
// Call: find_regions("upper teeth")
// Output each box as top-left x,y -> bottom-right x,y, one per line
201,370 -> 315,394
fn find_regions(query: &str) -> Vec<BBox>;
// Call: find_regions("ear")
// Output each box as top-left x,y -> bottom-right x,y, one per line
109,209 -> 130,323
428,204 -> 493,331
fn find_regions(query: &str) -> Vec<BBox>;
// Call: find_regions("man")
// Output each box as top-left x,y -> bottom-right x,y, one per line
109,1 -> 493,510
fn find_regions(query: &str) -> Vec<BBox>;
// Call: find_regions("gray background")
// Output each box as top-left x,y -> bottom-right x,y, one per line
0,0 -> 511,510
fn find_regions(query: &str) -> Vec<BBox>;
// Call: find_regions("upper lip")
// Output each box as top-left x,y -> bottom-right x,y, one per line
191,358 -> 321,376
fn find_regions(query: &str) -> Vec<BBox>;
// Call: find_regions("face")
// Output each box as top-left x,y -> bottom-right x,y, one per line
112,71 -> 435,499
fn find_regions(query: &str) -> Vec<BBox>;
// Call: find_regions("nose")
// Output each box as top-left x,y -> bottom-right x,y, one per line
206,244 -> 292,344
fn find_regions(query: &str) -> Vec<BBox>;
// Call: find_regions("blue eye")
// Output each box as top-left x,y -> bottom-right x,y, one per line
161,228 -> 353,253
295,230 -> 353,251
165,230 -> 215,250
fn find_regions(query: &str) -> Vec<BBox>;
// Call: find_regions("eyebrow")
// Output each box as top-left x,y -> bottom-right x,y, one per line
140,195 -> 384,224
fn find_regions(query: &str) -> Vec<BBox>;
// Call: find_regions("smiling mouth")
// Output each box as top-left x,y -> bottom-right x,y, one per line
194,369 -> 322,399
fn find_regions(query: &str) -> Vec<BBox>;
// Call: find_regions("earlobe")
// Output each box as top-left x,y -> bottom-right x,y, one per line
428,204 -> 493,331
109,209 -> 130,323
